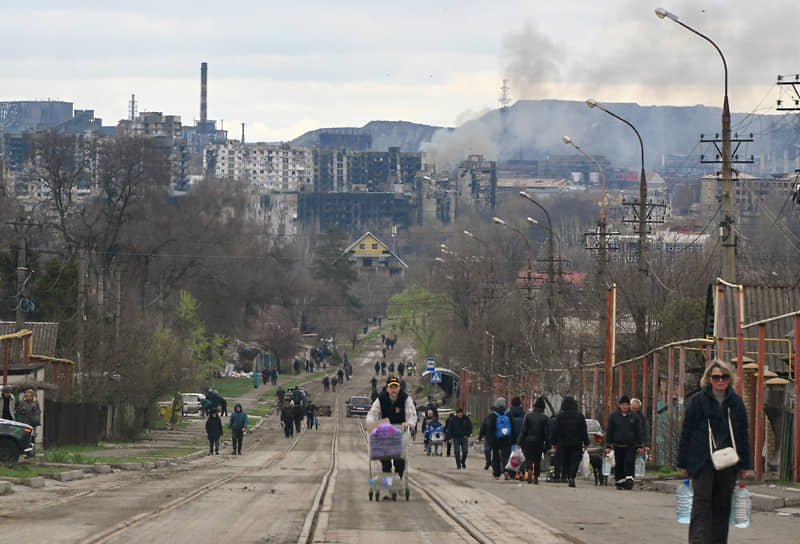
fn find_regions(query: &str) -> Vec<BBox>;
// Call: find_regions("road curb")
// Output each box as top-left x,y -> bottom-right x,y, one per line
648,480 -> 788,511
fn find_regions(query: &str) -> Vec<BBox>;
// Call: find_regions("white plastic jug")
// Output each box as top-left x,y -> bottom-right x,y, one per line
634,455 -> 645,478
730,483 -> 751,528
676,479 -> 693,524
601,454 -> 612,476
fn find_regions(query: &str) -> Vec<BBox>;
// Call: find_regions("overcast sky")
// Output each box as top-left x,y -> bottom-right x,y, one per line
3,0 -> 797,142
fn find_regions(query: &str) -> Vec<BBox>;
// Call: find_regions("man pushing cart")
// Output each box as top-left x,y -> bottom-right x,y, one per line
366,376 -> 418,501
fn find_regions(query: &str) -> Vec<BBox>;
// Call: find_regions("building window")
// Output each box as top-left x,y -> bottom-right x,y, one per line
371,243 -> 378,249
359,243 -> 365,249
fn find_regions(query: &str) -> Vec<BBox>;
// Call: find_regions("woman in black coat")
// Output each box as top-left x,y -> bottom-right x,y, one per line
678,360 -> 750,543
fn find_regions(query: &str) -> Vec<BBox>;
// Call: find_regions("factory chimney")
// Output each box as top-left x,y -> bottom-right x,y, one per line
200,62 -> 208,125
241,122 -> 245,144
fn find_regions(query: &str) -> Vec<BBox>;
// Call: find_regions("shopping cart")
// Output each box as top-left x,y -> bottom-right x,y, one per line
368,423 -> 410,501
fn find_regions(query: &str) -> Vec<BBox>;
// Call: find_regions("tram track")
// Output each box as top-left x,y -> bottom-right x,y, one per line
80,427 -> 303,544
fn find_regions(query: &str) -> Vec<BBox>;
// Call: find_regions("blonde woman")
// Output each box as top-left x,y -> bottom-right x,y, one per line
677,360 -> 750,543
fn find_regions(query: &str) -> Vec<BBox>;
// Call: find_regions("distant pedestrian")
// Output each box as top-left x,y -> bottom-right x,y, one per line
380,361 -> 386,376
281,399 -> 295,438
388,361 -> 395,374
363,324 -> 368,334
370,376 -> 378,391
630,398 -> 651,454
229,403 -> 248,455
449,408 -> 472,469
337,368 -> 344,384
2,386 -> 15,421
605,395 -> 642,489
14,389 -> 40,429
444,412 -> 455,456
508,396 -> 525,444
397,361 -> 405,377
322,376 -> 330,392
486,397 -> 513,479
517,397 -> 549,484
306,402 -> 316,429
477,412 -> 494,470
205,409 -> 223,455
553,396 -> 588,488
294,399 -> 305,434
331,376 -> 337,392
261,368 -> 269,386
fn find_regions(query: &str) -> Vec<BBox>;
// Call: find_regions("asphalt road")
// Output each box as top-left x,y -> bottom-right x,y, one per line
1,337 -> 798,542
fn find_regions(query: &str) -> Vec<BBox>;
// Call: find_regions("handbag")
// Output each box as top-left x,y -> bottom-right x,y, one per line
708,410 -> 739,470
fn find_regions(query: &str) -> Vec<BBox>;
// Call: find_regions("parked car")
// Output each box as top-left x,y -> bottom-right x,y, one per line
181,393 -> 206,416
0,418 -> 35,464
586,418 -> 605,454
285,387 -> 310,406
345,396 -> 372,417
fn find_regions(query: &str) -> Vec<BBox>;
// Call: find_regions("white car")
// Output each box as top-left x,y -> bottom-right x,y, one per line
181,393 -> 206,416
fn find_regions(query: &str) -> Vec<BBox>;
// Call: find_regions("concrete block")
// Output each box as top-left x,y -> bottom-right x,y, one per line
25,477 -> 46,488
50,470 -> 83,482
750,492 -> 784,512
154,460 -> 170,468
91,464 -> 112,474
0,481 -> 11,494
112,462 -> 143,471
141,462 -> 156,470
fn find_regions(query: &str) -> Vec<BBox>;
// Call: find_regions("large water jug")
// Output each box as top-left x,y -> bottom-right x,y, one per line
601,453 -> 612,476
676,479 -> 693,524
634,455 -> 645,478
541,451 -> 551,478
730,483 -> 752,528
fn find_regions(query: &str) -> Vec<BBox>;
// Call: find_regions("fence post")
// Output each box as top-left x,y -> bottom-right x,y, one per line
755,324 -> 766,481
667,347 -> 675,467
591,366 -> 598,420
678,346 -> 686,431
651,352 -> 659,465
642,356 -> 649,419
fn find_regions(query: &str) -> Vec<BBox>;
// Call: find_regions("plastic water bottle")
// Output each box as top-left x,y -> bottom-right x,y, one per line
676,480 -> 693,524
601,454 -> 612,476
634,455 -> 645,478
730,483 -> 752,528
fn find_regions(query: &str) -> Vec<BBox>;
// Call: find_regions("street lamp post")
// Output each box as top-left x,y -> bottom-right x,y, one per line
519,192 -> 557,283
562,136 -> 607,279
463,230 -> 495,281
492,216 -> 532,299
586,98 -> 648,276
655,7 -> 734,281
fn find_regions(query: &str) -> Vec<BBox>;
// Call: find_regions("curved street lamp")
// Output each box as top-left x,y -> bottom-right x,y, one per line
492,216 -> 533,299
463,229 -> 495,280
562,135 -> 607,277
655,7 -> 734,281
585,98 -> 648,275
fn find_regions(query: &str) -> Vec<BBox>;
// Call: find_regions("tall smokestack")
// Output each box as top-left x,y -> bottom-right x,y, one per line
200,62 -> 208,126
241,123 -> 245,144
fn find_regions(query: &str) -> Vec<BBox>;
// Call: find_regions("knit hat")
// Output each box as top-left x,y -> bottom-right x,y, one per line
619,395 -> 631,405
495,397 -> 506,409
534,397 -> 546,409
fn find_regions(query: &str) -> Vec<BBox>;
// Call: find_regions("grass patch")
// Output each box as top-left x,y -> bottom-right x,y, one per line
98,447 -> 202,464
213,377 -> 253,398
249,404 -> 272,417
0,464 -> 71,478
41,444 -> 103,465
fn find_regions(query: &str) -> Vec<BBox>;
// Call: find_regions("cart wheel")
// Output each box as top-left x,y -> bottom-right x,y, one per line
374,491 -> 380,502
369,491 -> 373,501
392,492 -> 397,501
405,489 -> 410,501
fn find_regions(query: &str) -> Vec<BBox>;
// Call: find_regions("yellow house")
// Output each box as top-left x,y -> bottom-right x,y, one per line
344,232 -> 407,275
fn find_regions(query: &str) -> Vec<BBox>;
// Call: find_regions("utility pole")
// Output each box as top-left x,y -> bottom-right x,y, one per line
15,219 -> 27,364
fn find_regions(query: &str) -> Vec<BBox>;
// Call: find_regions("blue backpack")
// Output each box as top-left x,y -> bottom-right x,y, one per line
494,410 -> 511,439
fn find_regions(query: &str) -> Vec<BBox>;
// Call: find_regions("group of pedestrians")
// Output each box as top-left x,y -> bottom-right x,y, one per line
205,402 -> 248,455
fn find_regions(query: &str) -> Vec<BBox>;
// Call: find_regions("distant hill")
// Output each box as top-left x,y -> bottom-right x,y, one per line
291,100 -> 799,174
292,120 -> 445,153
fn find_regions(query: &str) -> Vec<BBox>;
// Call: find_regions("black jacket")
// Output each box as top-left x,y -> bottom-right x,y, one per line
606,409 -> 641,447
205,415 -> 223,440
553,398 -> 588,449
631,410 -> 651,447
517,407 -> 549,451
448,415 -> 473,439
377,390 -> 409,424
508,405 -> 525,443
478,413 -> 491,441
678,386 -> 750,477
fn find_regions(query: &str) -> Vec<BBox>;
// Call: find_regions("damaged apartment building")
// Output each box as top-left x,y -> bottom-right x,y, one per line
203,141 -> 426,240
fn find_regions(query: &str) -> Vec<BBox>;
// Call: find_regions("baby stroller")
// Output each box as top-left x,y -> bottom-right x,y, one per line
368,423 -> 410,501
424,421 -> 445,456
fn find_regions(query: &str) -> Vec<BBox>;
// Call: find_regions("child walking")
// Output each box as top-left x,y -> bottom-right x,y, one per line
205,408 -> 222,455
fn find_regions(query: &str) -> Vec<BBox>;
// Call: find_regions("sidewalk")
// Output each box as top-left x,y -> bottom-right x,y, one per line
647,477 -> 800,512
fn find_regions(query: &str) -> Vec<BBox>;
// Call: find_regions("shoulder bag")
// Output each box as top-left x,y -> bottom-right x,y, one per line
708,409 -> 739,470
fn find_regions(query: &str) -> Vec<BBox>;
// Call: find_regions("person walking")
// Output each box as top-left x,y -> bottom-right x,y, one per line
517,397 -> 549,484
14,389 -> 41,430
388,361 -> 395,374
2,386 -> 16,421
449,408 -> 473,469
444,412 -> 455,457
605,395 -> 642,489
322,375 -> 330,392
374,361 -> 381,375
630,398 -> 651,455
397,361 -> 405,377
306,402 -> 316,429
366,376 -> 417,479
337,368 -> 344,384
508,397 -> 525,444
281,398 -> 295,438
229,403 -> 248,455
205,408 -> 223,455
552,396 -> 588,488
380,361 -> 387,376
678,360 -> 750,544
477,412 -> 494,470
486,397 -> 514,480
